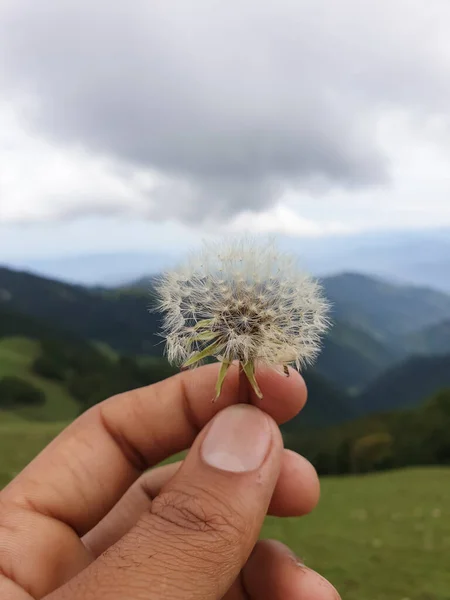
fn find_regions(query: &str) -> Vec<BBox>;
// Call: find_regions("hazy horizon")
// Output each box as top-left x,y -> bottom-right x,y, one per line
2,226 -> 449,293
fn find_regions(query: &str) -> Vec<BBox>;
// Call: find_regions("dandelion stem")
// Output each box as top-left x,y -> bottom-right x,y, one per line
238,362 -> 250,404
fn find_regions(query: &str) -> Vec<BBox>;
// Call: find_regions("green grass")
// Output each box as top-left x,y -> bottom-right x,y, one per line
0,420 -> 67,488
0,415 -> 448,600
0,336 -> 80,422
264,467 -> 450,600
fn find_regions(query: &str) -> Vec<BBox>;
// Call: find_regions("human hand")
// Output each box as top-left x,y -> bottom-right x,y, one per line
0,364 -> 339,599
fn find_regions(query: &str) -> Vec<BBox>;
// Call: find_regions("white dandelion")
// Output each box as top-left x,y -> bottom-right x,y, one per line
154,237 -> 330,400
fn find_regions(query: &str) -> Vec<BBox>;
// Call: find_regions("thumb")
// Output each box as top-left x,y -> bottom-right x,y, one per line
59,405 -> 283,599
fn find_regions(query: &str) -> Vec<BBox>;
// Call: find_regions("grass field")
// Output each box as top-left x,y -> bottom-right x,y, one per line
0,336 -> 80,422
264,467 -> 450,600
0,420 -> 67,488
0,415 -> 448,599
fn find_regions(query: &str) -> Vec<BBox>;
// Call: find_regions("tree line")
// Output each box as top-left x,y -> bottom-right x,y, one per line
285,388 -> 450,475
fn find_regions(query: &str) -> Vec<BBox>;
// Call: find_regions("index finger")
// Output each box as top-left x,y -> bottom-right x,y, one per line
2,363 -> 306,537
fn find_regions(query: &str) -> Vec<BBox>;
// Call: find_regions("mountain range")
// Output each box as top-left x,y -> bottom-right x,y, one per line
357,353 -> 450,415
322,272 -> 450,340
1,265 -> 450,426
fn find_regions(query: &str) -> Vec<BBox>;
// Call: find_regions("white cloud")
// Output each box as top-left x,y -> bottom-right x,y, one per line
0,102 -> 162,223
1,100 -> 450,236
230,205 -> 354,237
1,0 -> 450,235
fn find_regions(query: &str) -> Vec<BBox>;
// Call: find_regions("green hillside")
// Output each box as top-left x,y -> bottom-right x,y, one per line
0,297 -> 351,428
0,266 -> 161,354
3,265 -> 450,414
323,272 -> 450,340
402,319 -> 450,356
0,303 -> 74,341
0,420 -> 67,488
315,319 -> 397,391
284,369 -> 354,430
0,337 -> 80,422
358,354 -> 450,415
0,301 -> 178,423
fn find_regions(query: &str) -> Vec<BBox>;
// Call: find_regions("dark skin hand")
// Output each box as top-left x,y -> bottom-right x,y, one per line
0,364 -> 340,599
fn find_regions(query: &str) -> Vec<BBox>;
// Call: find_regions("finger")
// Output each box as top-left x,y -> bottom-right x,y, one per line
268,450 -> 320,517
84,450 -> 319,557
54,405 -> 284,600
0,366 -> 306,598
3,364 -> 305,534
83,462 -> 181,556
242,540 -> 341,599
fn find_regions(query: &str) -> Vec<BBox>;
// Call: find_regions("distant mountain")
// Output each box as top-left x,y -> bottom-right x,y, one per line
4,265 -> 450,426
128,280 -> 398,391
3,266 -> 450,398
322,273 -> 450,340
389,257 -> 450,293
129,272 -> 450,389
357,354 -> 450,415
315,320 -> 398,391
4,252 -> 176,287
401,320 -> 450,356
0,266 -> 160,355
284,369 -> 355,430
285,228 -> 450,293
0,266 -> 400,391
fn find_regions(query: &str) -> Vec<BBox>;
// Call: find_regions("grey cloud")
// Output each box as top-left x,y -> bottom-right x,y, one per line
2,0 -> 449,220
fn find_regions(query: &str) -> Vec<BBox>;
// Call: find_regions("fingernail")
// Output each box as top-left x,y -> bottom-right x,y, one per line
201,405 -> 272,472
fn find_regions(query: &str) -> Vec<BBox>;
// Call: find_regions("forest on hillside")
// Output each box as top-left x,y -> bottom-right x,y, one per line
1,266 -> 450,478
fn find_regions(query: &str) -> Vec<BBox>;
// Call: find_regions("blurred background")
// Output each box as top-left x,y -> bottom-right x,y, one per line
1,1 -> 450,598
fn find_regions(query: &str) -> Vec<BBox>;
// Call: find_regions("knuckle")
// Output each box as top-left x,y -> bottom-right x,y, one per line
149,485 -> 247,550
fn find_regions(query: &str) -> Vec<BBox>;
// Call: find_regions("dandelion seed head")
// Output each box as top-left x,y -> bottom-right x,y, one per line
155,237 -> 331,373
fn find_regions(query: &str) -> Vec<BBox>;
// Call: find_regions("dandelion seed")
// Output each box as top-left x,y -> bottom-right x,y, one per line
154,237 -> 330,400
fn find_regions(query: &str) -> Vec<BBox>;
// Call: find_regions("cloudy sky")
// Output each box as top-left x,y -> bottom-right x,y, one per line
1,0 -> 450,260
